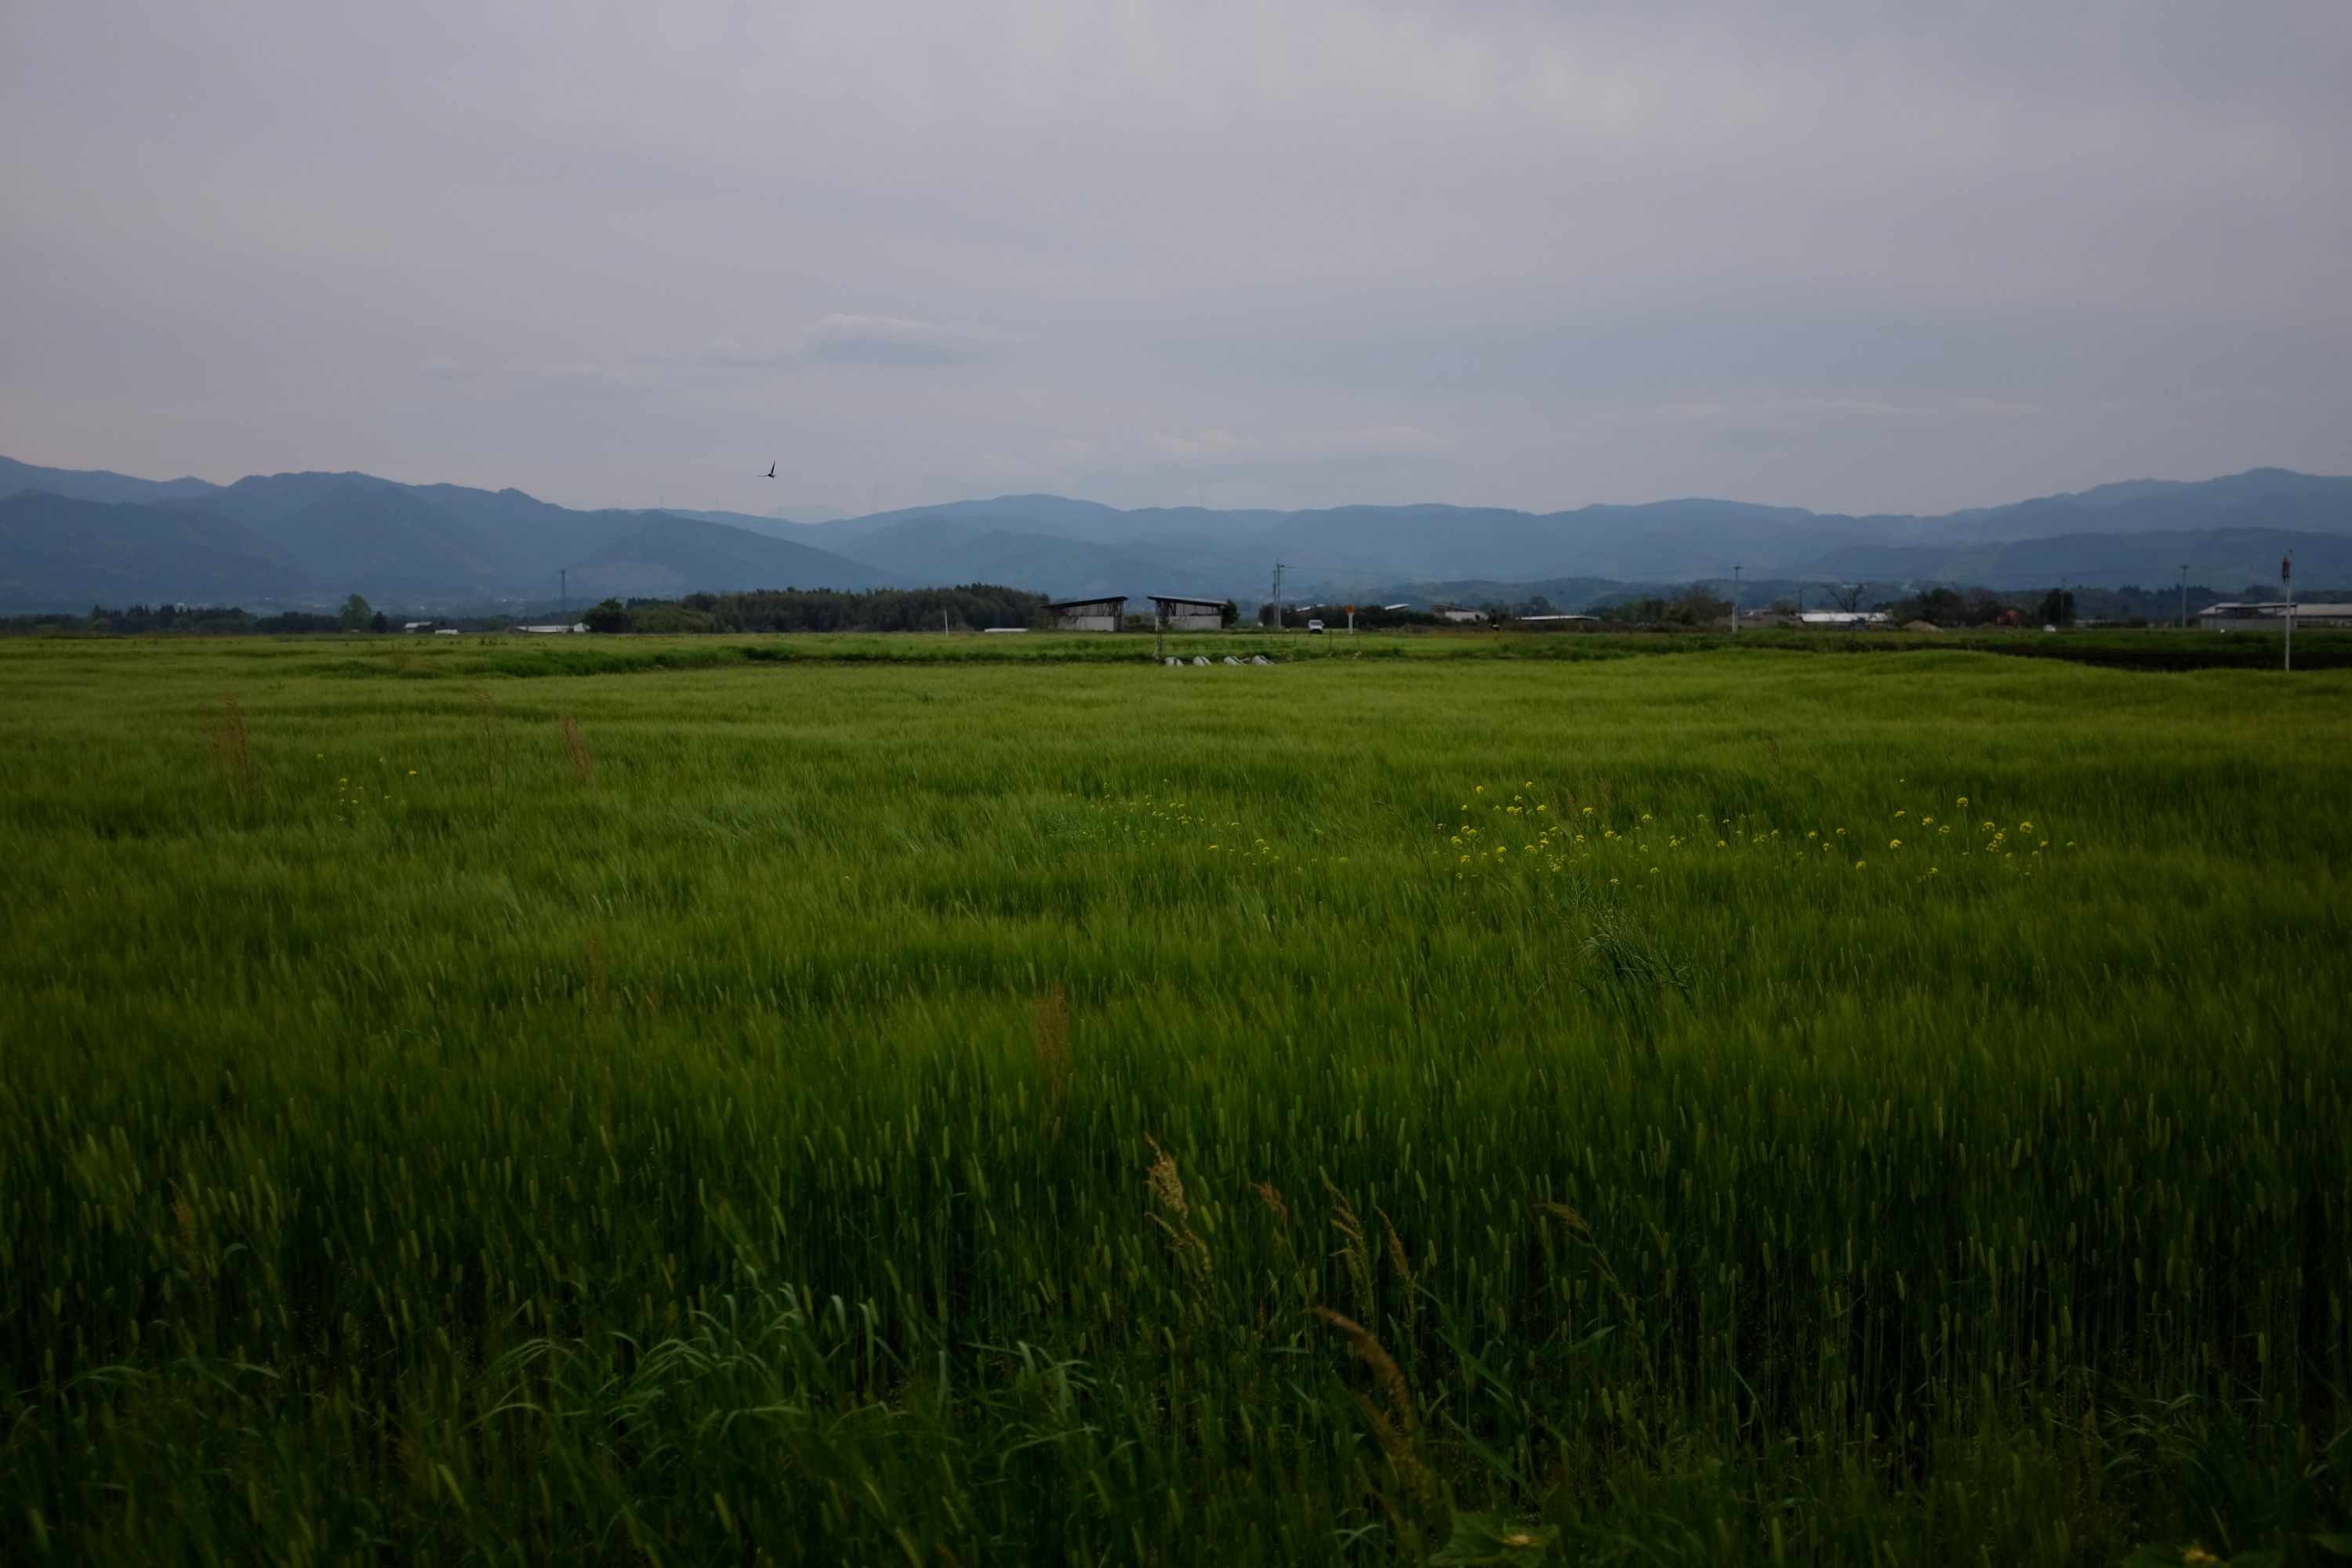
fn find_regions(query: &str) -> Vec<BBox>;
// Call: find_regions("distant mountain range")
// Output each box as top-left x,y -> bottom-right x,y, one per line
2,450 -> 2346,613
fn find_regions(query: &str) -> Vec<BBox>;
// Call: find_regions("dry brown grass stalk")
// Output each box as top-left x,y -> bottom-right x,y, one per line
1310,1305 -> 1428,1504
1144,1135 -> 1210,1272
170,1185 -> 208,1302
1254,1180 -> 1290,1230
208,693 -> 267,799
560,712 -> 594,785
466,683 -> 508,794
1032,985 -> 1069,1107
1326,1178 -> 1374,1312
1377,1204 -> 1417,1324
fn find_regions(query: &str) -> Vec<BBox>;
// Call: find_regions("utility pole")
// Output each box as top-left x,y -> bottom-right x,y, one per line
1731,565 -> 1742,633
2282,553 -> 2294,673
2178,564 -> 2188,630
1270,563 -> 1286,630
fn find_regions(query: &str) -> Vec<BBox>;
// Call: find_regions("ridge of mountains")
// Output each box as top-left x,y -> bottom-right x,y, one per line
2,451 -> 2347,614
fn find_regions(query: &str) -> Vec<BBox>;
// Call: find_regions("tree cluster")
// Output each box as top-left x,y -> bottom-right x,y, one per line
0,603 -> 346,636
1877,586 -> 2022,627
1599,589 -> 1733,628
582,585 -> 1048,635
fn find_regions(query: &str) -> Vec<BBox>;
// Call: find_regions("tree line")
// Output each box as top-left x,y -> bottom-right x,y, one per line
583,586 -> 1049,634
0,602 -> 348,636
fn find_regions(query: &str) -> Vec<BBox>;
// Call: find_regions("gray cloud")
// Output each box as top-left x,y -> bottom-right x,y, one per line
0,1 -> 2345,515
1149,426 -> 1452,477
804,314 -> 1004,368
522,364 -> 659,400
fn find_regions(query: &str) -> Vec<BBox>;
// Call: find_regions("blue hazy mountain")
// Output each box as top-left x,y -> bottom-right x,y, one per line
0,492 -> 305,609
0,464 -> 891,611
566,516 -> 895,601
2,455 -> 2345,609
0,454 -> 221,508
804,473 -> 2350,597
1800,527 -> 2352,591
254,484 -> 525,604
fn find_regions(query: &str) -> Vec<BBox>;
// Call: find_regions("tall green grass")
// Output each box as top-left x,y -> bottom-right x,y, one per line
2,637 -> 2347,1564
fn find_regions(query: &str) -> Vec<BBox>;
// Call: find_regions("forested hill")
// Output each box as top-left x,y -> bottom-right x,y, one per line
3,452 -> 2346,612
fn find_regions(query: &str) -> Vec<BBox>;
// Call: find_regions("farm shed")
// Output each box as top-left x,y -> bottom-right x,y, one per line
1150,594 -> 1225,631
1044,595 -> 1127,632
2200,601 -> 2352,631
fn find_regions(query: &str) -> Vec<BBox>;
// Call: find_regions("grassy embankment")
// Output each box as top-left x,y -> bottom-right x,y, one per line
2,636 -> 2347,1563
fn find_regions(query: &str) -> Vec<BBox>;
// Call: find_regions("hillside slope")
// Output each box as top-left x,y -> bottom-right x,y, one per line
0,492 -> 307,610
567,516 -> 896,600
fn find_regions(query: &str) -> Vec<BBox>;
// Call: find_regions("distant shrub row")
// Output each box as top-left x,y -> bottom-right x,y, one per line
0,603 -> 346,636
582,586 -> 1050,634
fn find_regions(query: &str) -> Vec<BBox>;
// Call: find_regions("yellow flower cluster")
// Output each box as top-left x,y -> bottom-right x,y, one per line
1429,784 -> 2072,884
328,754 -> 417,825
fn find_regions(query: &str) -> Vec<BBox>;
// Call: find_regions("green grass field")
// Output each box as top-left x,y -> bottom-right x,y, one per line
2,634 -> 2347,1565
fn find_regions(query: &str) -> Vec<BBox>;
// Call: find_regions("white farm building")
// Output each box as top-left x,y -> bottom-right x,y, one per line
2200,601 -> 2352,631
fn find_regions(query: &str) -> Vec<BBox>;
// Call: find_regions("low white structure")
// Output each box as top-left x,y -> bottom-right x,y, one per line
2200,601 -> 2352,631
1435,604 -> 1487,623
515,622 -> 589,634
1798,611 -> 1889,627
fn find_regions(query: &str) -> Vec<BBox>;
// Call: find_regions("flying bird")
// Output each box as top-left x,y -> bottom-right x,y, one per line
764,463 -> 776,478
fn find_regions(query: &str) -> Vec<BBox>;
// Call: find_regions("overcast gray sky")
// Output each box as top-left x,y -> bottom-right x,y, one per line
3,1 -> 2347,517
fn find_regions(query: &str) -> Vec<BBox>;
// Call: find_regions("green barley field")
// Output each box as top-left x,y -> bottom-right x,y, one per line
2,633 -> 2347,1565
